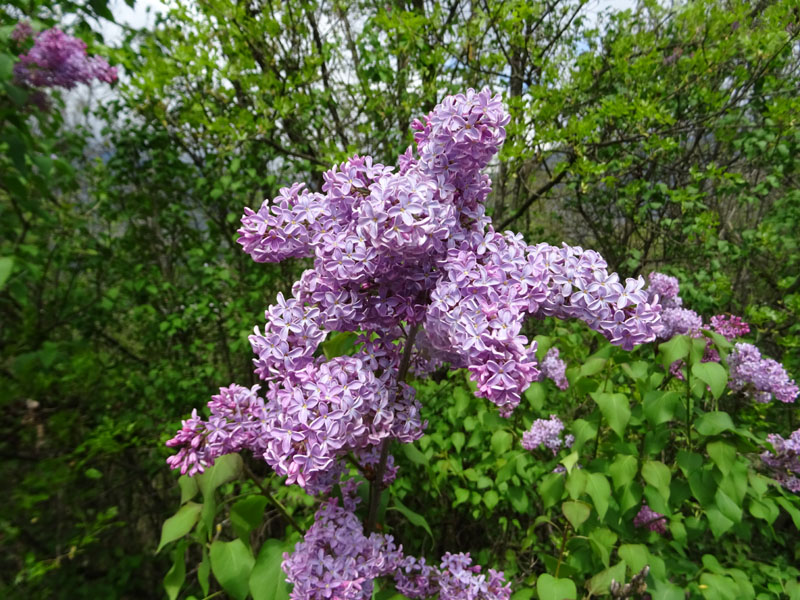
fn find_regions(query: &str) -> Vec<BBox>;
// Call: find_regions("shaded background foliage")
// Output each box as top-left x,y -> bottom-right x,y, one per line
1,0 -> 798,597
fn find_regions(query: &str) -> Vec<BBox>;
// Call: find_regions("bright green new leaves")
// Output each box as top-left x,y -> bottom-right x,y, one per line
210,539 -> 256,600
157,502 -> 202,553
592,392 -> 630,438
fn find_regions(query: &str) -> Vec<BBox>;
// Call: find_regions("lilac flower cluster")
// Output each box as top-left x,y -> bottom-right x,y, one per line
539,347 -> 569,390
283,482 -> 511,600
168,89 -> 666,597
644,273 -> 798,397
12,25 -> 117,90
633,504 -> 667,535
709,314 -> 750,341
761,429 -> 800,493
728,343 -> 798,404
521,415 -> 574,455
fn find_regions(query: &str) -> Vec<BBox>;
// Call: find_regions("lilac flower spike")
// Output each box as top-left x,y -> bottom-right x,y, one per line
13,26 -> 117,89
761,429 -> 800,493
521,415 -> 573,455
539,347 -> 569,390
633,504 -> 667,535
728,343 -> 798,404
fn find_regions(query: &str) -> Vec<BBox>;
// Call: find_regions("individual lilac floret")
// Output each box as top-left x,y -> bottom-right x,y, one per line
647,272 -> 681,309
521,415 -> 573,455
709,314 -> 750,341
728,343 -> 798,404
13,27 -> 117,89
539,347 -> 569,390
633,504 -> 667,534
761,430 -> 800,493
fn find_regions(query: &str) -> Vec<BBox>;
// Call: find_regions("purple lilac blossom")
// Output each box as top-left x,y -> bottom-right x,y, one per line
539,347 -> 569,390
633,504 -> 667,534
709,314 -> 750,341
761,429 -> 800,493
646,272 -> 681,309
13,27 -> 117,89
728,343 -> 798,404
283,481 -> 511,600
521,415 -> 573,455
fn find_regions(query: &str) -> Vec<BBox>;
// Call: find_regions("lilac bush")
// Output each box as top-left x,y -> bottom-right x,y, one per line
167,88 -> 665,597
521,415 -> 573,455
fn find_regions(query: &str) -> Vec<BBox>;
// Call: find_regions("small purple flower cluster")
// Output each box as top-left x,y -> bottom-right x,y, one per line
12,25 -> 117,90
521,415 -> 574,455
283,482 -> 511,600
761,429 -> 800,493
633,504 -> 667,535
646,272 -> 701,340
728,343 -> 798,404
539,347 -> 569,390
709,314 -> 750,341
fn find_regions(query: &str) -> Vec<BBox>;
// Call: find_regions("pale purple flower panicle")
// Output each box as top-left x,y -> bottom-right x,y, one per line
709,314 -> 750,341
521,415 -> 573,455
761,430 -> 800,493
728,343 -> 798,404
539,347 -> 569,390
633,504 -> 667,534
13,26 -> 117,90
283,482 -> 511,600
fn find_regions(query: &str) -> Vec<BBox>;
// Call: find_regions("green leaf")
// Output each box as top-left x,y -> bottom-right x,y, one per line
642,461 -> 671,503
560,451 -> 580,474
618,544 -> 649,574
609,455 -> 638,490
508,486 -> 529,513
585,473 -> 611,519
0,53 -> 14,81
157,502 -> 202,553
451,432 -> 465,453
659,335 -> 691,367
491,430 -> 513,455
390,497 -> 434,541
164,542 -> 187,600
210,539 -> 256,600
198,547 -> 210,596
692,362 -> 728,399
593,392 -> 630,438
562,500 -> 591,529
198,453 -> 243,497
322,331 -> 359,359
178,476 -> 198,504
714,488 -> 742,524
776,497 -> 800,529
483,489 -> 500,510
537,573 -> 577,600
586,560 -> 626,595
538,473 -> 565,508
0,257 -> 14,289
643,390 -> 680,425
706,506 -> 735,537
85,468 -> 102,480
231,495 -> 268,539
588,527 -> 617,567
695,412 -> 735,436
580,357 -> 607,378
706,441 -> 736,476
403,443 -> 427,466
250,539 -> 292,600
